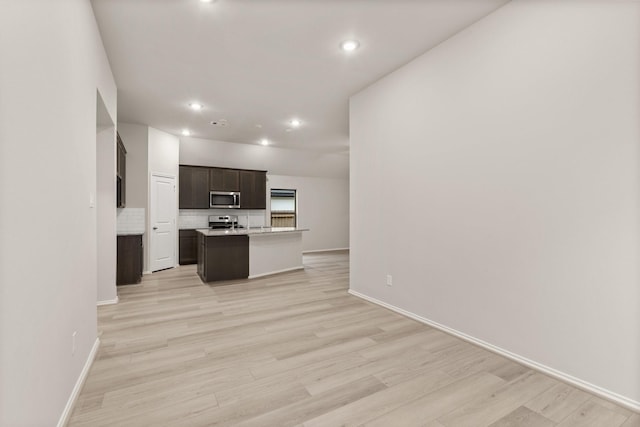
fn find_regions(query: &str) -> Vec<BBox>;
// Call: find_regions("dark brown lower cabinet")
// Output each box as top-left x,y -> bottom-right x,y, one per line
197,233 -> 249,282
179,229 -> 198,265
117,234 -> 143,285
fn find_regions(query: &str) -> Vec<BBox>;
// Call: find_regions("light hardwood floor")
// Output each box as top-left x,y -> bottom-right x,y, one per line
69,251 -> 638,427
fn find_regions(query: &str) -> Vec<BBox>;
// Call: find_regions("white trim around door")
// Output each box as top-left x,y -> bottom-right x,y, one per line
150,173 -> 177,272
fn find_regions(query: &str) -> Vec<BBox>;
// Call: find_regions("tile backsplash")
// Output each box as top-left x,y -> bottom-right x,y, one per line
117,208 -> 267,232
179,209 -> 267,229
117,208 -> 146,234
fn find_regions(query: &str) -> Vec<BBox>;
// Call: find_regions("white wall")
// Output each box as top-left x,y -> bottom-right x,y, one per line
0,0 -> 117,425
269,175 -> 349,252
180,136 -> 348,179
148,127 -> 180,178
350,0 -> 640,408
180,137 -> 350,251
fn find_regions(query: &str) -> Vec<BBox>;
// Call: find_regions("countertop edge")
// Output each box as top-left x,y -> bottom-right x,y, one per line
196,228 -> 309,237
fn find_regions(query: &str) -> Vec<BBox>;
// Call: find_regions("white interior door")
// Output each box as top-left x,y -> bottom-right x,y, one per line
150,174 -> 176,272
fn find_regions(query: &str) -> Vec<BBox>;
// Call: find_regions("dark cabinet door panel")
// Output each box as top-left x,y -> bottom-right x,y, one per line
197,233 -> 205,278
192,167 -> 210,208
180,166 -> 210,209
254,171 -> 266,209
179,229 -> 198,265
117,234 -> 143,285
240,170 -> 266,209
210,168 -> 240,191
239,170 -> 254,208
179,166 -> 191,208
197,235 -> 249,282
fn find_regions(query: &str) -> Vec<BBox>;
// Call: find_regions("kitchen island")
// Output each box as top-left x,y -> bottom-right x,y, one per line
196,227 -> 308,283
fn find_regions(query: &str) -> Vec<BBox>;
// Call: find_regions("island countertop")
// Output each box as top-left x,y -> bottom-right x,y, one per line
196,227 -> 309,237
196,226 -> 307,282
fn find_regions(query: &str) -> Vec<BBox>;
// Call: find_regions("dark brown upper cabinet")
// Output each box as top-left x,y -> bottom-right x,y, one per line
179,165 -> 266,210
116,133 -> 126,208
209,168 -> 240,192
240,170 -> 267,209
179,166 -> 210,209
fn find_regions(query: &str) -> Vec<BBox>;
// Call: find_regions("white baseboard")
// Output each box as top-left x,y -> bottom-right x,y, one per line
57,338 -> 100,427
303,247 -> 350,254
248,266 -> 304,279
348,289 -> 640,413
96,296 -> 118,306
143,270 -> 152,275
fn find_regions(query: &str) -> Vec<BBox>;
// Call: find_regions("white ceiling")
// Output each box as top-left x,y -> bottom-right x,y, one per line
92,0 -> 509,153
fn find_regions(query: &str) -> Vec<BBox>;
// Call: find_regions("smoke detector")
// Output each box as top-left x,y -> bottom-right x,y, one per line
210,119 -> 228,127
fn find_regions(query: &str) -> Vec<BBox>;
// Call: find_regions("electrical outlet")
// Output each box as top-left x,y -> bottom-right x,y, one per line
72,331 -> 77,355
386,274 -> 393,286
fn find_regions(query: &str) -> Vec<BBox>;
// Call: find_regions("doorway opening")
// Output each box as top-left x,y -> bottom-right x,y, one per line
270,189 -> 297,227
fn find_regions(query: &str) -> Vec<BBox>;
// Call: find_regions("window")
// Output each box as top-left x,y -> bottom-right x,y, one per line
270,189 -> 296,227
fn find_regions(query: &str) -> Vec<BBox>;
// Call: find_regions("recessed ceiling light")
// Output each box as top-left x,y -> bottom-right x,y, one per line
200,0 -> 214,3
260,139 -> 269,146
182,129 -> 191,136
290,119 -> 301,127
340,40 -> 360,52
189,102 -> 203,111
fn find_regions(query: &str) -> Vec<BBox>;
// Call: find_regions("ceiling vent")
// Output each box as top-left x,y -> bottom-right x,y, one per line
210,119 -> 228,127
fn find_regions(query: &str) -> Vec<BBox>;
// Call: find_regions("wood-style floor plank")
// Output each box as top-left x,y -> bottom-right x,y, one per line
524,383 -> 591,423
67,251 -> 637,426
487,406 -> 555,427
555,400 -> 628,427
621,413 -> 640,427
361,372 -> 505,427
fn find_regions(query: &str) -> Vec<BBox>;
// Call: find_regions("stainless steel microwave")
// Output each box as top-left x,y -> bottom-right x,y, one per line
210,191 -> 241,209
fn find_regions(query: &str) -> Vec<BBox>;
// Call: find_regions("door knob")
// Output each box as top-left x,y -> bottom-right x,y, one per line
153,227 -> 158,230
